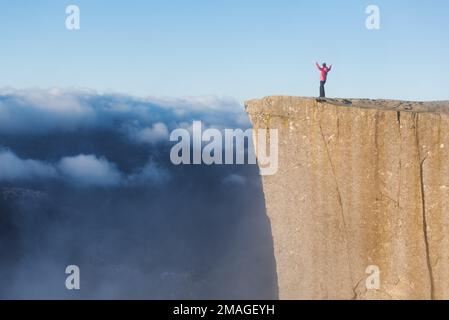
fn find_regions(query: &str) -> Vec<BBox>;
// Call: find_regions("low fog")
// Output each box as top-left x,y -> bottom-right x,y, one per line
0,89 -> 277,299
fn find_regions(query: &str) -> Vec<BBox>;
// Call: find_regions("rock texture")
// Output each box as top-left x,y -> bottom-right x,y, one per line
245,96 -> 449,300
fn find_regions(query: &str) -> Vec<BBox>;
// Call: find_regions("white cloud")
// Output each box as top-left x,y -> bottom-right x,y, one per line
0,88 -> 95,134
0,148 -> 173,188
131,122 -> 169,144
58,155 -> 122,187
0,149 -> 57,181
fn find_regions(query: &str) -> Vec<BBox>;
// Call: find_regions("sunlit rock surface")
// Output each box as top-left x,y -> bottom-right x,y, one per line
246,96 -> 449,300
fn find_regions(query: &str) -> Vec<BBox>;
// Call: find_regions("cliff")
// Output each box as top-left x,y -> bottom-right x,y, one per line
245,96 -> 449,300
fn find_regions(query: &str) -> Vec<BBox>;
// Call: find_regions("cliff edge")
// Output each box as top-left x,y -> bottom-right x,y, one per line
245,96 -> 449,300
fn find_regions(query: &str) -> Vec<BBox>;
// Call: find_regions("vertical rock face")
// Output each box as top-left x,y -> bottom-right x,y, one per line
245,97 -> 449,300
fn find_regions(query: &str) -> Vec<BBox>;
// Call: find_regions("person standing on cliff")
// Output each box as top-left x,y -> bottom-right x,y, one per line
316,62 -> 332,98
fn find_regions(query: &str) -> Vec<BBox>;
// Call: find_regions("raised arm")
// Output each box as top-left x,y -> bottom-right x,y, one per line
316,62 -> 323,70
328,65 -> 332,71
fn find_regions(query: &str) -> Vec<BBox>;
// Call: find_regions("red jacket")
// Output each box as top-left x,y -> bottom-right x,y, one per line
316,63 -> 332,81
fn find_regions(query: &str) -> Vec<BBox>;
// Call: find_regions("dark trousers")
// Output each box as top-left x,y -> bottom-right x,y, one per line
320,80 -> 326,98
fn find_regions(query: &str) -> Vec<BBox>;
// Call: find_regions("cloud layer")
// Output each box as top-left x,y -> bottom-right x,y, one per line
0,149 -> 57,181
0,149 -> 170,187
0,88 -> 275,300
0,88 -> 246,135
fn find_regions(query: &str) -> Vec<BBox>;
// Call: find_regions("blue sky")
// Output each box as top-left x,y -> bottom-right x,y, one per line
1,0 -> 448,101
